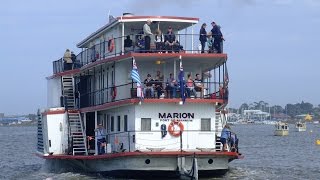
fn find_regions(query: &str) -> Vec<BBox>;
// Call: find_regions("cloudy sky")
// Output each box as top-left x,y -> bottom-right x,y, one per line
1,0 -> 320,115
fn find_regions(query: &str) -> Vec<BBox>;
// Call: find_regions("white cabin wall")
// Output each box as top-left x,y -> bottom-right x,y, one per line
134,103 -> 216,151
114,60 -> 132,100
47,77 -> 62,108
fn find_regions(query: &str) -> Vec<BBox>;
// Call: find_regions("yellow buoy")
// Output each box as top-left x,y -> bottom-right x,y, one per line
316,139 -> 320,145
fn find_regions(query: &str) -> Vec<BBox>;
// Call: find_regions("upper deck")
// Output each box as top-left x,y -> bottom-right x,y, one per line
52,14 -> 226,75
48,14 -> 229,110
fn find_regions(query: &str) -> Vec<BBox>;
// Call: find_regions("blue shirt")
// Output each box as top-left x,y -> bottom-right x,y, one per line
221,128 -> 230,139
96,128 -> 106,139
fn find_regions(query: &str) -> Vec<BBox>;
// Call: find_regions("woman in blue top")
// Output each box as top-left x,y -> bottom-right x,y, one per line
220,124 -> 231,151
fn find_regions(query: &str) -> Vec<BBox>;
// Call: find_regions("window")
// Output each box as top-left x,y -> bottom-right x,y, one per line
117,116 -> 121,131
141,118 -> 151,131
111,116 -> 114,132
201,118 -> 211,131
124,115 -> 128,132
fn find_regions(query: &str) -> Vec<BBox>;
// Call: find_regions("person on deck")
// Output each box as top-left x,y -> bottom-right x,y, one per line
199,23 -> 207,53
144,74 -> 155,98
210,21 -> 224,53
220,124 -> 231,151
95,124 -> 106,155
164,26 -> 178,53
143,19 -> 153,53
166,73 -> 178,98
124,35 -> 133,53
155,29 -> 164,53
186,74 -> 196,98
63,49 -> 72,71
194,73 -> 204,97
155,71 -> 164,98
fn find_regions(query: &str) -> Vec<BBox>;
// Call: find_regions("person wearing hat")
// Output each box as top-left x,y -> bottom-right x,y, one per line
220,124 -> 231,151
143,19 -> 153,53
143,74 -> 155,98
210,21 -> 224,53
95,123 -> 106,155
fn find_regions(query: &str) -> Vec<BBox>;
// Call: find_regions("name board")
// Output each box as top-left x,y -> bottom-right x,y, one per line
159,113 -> 194,122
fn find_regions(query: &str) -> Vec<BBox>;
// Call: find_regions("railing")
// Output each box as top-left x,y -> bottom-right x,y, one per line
53,33 -> 225,74
86,129 -> 237,155
79,81 -> 228,108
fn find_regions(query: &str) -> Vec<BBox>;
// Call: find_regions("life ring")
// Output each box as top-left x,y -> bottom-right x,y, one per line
168,120 -> 184,137
112,86 -> 117,100
108,38 -> 115,52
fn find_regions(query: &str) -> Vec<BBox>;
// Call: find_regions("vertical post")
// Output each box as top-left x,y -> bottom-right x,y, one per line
180,131 -> 183,152
185,28 -> 187,53
122,22 -> 125,55
95,111 -> 98,155
191,23 -> 194,53
173,60 -> 177,79
128,131 -> 131,152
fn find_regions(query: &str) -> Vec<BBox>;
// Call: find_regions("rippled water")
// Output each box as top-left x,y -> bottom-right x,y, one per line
1,124 -> 320,179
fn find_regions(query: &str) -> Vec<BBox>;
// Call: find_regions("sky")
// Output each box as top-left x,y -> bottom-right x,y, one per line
1,0 -> 320,115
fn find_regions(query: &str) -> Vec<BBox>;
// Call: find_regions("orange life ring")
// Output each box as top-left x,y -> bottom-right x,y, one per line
112,86 -> 117,100
168,120 -> 184,137
108,39 -> 115,52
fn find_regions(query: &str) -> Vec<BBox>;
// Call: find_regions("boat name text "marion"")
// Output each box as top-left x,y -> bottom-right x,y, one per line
159,113 -> 194,119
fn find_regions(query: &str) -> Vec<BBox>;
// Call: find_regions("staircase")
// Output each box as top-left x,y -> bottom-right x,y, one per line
62,76 -> 75,109
215,112 -> 223,152
69,112 -> 88,155
37,109 -> 44,153
62,76 -> 87,155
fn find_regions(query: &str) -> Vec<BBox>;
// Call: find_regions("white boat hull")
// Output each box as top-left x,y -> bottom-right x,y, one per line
296,127 -> 306,132
274,130 -> 289,136
42,152 -> 237,178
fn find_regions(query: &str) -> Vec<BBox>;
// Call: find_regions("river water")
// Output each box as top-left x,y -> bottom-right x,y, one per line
1,124 -> 320,180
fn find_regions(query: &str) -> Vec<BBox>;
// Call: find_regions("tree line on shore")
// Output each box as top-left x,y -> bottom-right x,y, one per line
230,100 -> 320,120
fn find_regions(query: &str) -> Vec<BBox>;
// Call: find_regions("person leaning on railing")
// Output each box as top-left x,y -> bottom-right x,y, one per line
63,49 -> 72,71
220,124 -> 231,151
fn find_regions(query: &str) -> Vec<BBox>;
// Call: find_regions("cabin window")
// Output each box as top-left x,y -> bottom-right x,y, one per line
124,115 -> 128,132
201,118 -> 211,131
111,116 -> 114,132
141,118 -> 151,131
117,116 -> 121,131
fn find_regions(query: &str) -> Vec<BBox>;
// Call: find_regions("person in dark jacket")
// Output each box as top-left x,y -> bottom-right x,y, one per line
210,21 -> 224,53
199,23 -> 207,53
164,26 -> 177,53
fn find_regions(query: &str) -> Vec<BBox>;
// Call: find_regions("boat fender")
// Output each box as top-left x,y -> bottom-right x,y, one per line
168,120 -> 184,137
112,86 -> 117,100
108,38 -> 115,52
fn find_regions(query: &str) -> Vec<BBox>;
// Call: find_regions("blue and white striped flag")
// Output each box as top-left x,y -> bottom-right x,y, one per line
131,57 -> 143,98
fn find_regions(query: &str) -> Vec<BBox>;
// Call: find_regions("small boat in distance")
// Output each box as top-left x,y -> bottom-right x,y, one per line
274,122 -> 289,136
295,121 -> 306,132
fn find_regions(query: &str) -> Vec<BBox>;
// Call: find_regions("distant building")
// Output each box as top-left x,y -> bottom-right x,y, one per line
0,113 -> 4,119
243,110 -> 270,121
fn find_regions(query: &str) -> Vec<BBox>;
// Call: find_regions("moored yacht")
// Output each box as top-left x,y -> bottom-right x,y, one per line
36,13 -> 241,179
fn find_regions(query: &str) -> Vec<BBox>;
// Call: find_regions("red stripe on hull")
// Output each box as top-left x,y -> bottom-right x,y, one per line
37,151 -> 240,160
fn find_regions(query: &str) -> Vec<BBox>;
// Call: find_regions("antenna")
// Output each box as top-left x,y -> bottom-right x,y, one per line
107,10 -> 111,18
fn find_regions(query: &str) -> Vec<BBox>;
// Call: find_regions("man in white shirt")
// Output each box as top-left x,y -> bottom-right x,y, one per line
143,19 -> 153,53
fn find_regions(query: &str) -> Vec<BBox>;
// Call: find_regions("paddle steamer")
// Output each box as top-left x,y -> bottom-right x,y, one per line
36,13 -> 241,178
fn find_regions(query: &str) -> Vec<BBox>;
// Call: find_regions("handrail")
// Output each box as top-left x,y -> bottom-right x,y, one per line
53,33 -> 225,74
78,81 -> 228,108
